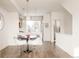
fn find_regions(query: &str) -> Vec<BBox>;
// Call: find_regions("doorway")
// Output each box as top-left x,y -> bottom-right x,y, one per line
25,18 -> 43,45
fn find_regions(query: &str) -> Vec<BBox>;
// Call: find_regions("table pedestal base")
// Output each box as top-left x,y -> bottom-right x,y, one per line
24,49 -> 32,53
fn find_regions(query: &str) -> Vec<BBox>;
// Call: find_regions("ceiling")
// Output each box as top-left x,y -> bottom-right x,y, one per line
0,0 -> 64,16
0,0 -> 16,11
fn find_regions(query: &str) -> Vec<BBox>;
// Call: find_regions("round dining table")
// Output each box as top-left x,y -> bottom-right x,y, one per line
18,34 -> 38,53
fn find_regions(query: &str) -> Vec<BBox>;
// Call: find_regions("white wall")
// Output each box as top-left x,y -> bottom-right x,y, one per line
0,11 -> 26,46
0,8 -> 19,50
42,13 -> 51,41
5,12 -> 19,45
63,10 -> 72,34
51,9 -> 72,56
0,8 -> 10,50
56,33 -> 73,56
57,0 -> 79,57
0,7 -> 21,50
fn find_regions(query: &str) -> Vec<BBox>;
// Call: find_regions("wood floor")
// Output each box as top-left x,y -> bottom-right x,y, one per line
0,42 -> 72,58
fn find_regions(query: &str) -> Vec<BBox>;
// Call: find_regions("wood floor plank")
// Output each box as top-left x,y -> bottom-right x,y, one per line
0,42 -> 72,58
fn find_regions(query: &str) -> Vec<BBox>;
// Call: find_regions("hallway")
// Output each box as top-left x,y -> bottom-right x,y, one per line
0,0 -> 79,58
0,42 -> 71,58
